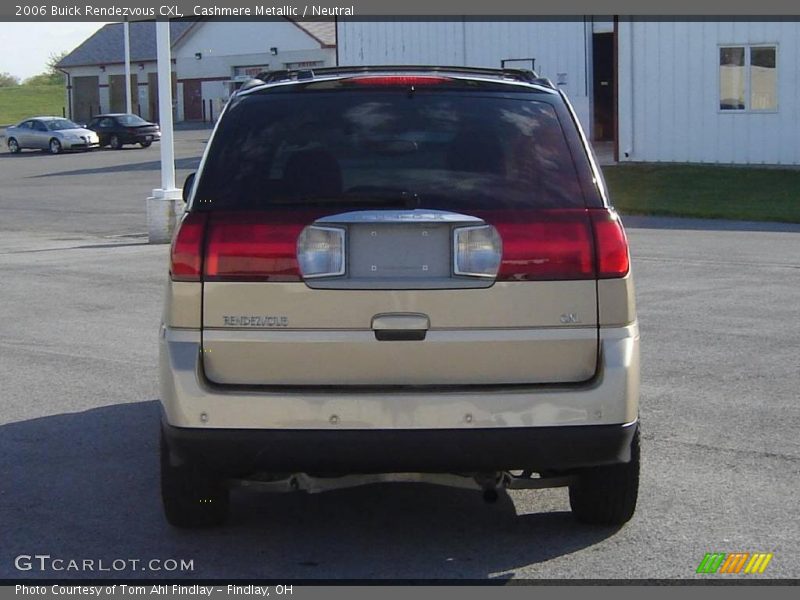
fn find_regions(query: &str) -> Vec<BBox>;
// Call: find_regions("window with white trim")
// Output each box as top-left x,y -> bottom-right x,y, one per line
719,45 -> 777,111
284,60 -> 325,69
233,65 -> 270,78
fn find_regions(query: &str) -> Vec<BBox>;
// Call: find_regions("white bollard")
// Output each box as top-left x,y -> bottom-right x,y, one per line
147,188 -> 184,244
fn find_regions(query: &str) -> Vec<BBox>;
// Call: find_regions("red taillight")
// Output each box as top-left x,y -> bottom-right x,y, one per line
474,208 -> 630,281
172,208 -> 629,283
170,212 -> 207,281
204,212 -> 311,281
349,75 -> 452,87
590,209 -> 630,278
475,209 -> 595,281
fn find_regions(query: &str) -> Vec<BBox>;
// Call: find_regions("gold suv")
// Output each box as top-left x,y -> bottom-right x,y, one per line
159,66 -> 640,528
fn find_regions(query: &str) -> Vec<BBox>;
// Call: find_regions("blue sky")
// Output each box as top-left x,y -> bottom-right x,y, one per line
0,23 -> 110,80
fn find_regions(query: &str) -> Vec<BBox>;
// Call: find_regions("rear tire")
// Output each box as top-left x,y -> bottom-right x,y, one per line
7,138 -> 20,154
140,140 -> 152,148
109,135 -> 122,150
569,427 -> 639,526
160,431 -> 230,528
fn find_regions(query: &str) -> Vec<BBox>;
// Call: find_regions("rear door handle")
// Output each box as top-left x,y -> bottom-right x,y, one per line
371,313 -> 429,341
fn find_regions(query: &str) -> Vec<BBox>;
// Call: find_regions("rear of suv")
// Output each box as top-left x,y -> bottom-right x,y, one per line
159,66 -> 640,528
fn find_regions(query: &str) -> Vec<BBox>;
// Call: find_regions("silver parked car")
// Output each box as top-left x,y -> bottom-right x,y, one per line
5,117 -> 100,154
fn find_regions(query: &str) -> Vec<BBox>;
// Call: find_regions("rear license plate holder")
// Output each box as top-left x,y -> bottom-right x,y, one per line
349,223 -> 451,279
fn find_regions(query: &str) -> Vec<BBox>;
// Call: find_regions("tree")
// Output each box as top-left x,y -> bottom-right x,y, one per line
23,73 -> 58,86
23,51 -> 69,86
0,72 -> 20,87
46,51 -> 69,77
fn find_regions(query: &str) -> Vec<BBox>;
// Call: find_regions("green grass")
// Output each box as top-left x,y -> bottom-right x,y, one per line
0,84 -> 65,125
604,164 -> 800,224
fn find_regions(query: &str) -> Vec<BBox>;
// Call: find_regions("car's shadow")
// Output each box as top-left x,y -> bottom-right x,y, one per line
0,401 -> 620,580
0,149 -> 99,158
0,147 -> 147,158
0,148 -> 201,170
9,156 -> 203,177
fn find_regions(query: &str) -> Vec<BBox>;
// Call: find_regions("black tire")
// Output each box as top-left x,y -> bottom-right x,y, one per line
49,138 -> 62,154
160,431 -> 230,528
568,427 -> 640,526
7,137 -> 20,154
140,140 -> 152,148
109,135 -> 123,150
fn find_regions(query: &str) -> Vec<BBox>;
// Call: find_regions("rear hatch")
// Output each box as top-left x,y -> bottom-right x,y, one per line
179,77 -> 628,386
116,115 -> 159,136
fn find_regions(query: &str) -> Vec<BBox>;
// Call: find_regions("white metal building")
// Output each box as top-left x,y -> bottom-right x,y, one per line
337,18 -> 800,165
617,19 -> 798,165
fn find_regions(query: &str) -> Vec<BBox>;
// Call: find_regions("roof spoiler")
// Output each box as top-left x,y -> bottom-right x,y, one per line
237,65 -> 555,91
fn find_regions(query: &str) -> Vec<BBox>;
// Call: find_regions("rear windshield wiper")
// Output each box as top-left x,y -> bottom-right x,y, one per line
344,187 -> 422,208
270,188 -> 423,209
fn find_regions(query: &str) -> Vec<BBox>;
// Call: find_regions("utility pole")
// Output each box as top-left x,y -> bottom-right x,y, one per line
124,19 -> 132,114
147,20 -> 182,243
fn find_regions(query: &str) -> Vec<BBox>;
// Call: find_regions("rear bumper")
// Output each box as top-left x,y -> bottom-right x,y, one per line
159,323 -> 639,474
130,133 -> 160,143
162,419 -> 638,475
106,132 -> 159,144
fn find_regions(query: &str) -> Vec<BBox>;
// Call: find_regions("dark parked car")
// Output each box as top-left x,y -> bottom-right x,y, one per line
87,113 -> 161,149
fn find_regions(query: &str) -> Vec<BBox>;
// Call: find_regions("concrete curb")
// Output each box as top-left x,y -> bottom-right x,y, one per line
621,214 -> 800,233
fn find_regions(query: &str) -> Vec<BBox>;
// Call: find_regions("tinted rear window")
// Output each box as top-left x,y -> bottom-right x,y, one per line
194,90 -> 585,212
117,114 -> 150,126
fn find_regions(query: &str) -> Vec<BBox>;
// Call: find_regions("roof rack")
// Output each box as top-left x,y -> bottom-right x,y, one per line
243,65 -> 554,89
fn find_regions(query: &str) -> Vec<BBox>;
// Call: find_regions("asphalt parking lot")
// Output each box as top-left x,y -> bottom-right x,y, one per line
1,132 -> 798,580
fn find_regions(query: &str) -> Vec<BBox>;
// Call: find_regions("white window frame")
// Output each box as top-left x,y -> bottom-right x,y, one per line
718,43 -> 779,114
283,60 -> 325,70
232,65 -> 270,79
